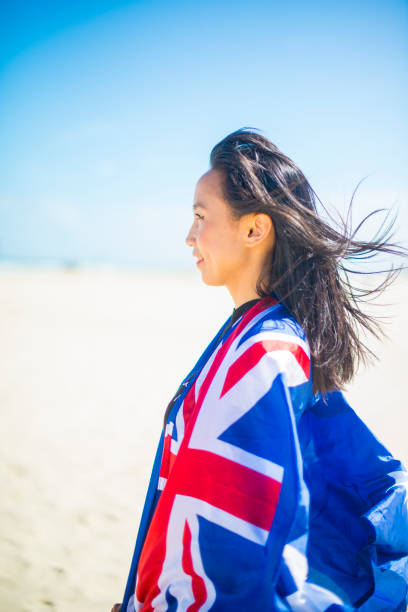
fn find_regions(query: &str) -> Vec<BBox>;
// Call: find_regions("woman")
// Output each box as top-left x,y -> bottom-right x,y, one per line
113,128 -> 408,611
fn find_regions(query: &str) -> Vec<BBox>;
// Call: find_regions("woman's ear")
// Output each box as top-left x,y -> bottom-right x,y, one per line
245,213 -> 275,248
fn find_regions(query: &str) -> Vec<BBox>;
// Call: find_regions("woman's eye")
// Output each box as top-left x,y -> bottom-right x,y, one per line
195,213 -> 204,221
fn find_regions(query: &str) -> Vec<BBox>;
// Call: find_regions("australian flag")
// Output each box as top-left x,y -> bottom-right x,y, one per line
121,298 -> 408,611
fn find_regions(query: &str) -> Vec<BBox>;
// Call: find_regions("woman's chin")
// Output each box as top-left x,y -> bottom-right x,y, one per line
200,274 -> 224,287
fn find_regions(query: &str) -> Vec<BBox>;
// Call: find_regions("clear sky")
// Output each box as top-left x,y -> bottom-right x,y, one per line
0,0 -> 407,269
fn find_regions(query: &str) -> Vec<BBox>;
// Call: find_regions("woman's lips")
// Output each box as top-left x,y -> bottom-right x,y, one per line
196,258 -> 204,266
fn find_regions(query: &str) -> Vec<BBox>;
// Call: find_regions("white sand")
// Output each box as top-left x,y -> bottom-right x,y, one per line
0,267 -> 407,611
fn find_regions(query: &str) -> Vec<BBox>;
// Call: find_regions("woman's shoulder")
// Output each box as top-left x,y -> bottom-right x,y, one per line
231,299 -> 312,399
240,300 -> 308,347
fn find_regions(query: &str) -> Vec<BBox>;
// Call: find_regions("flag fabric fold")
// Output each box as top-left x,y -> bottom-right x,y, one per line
121,298 -> 408,611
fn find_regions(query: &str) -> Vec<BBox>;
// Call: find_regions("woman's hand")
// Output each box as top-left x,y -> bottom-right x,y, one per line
111,604 -> 121,612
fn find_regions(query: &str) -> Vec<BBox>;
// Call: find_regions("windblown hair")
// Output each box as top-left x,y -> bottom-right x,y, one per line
210,127 -> 406,394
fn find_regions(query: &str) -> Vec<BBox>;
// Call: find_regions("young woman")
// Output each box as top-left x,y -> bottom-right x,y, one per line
113,128 -> 408,611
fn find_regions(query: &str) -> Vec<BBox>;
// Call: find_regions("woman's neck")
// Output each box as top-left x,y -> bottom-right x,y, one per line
226,249 -> 269,308
227,284 -> 261,309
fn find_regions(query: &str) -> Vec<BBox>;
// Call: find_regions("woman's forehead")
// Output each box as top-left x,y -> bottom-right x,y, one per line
195,168 -> 224,198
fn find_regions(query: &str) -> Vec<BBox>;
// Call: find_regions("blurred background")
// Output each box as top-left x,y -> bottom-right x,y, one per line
0,1 -> 407,610
1,0 -> 407,267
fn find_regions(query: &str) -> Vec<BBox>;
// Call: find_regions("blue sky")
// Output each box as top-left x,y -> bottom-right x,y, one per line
0,0 -> 407,268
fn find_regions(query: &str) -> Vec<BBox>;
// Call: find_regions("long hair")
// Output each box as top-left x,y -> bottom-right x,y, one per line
210,127 -> 406,394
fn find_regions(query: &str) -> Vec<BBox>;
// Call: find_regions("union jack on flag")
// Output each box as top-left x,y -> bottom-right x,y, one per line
121,298 -> 408,611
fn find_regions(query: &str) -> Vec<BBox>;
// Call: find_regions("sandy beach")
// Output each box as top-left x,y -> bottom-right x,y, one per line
1,267 -> 407,611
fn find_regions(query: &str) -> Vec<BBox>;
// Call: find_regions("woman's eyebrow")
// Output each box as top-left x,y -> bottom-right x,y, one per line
193,202 -> 207,210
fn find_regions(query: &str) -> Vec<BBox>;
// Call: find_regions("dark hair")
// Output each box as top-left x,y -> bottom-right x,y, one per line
210,127 -> 406,394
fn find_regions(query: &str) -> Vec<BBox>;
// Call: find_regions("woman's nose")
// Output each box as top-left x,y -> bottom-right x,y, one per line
185,224 -> 196,247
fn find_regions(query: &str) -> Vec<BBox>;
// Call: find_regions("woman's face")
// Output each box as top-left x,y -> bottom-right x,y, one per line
185,169 -> 248,288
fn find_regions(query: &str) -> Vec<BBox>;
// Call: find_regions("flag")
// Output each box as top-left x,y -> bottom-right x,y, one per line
122,298 -> 408,611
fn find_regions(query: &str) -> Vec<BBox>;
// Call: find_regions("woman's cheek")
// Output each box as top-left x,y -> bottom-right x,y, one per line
197,227 -> 206,249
